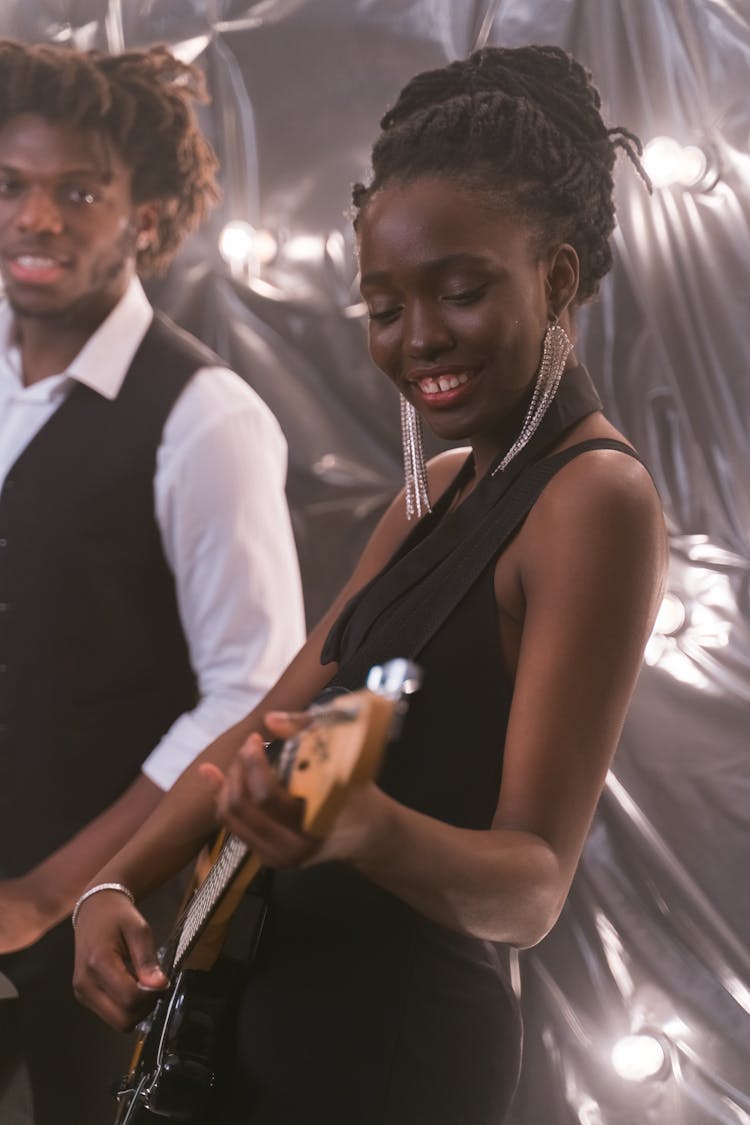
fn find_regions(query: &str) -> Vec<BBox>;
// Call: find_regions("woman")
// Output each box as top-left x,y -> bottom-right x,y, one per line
73,45 -> 667,1124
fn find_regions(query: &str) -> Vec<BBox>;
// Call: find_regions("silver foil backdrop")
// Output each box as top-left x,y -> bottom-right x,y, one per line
1,2 -> 748,1122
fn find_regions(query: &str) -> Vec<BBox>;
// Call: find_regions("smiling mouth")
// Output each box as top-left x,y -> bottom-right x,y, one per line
6,254 -> 68,284
417,371 -> 472,394
409,368 -> 482,405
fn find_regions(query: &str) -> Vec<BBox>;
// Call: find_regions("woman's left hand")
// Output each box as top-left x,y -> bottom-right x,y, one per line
199,711 -> 388,870
199,715 -> 315,868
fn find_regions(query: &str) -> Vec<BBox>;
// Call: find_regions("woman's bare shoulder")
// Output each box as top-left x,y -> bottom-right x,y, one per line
542,414 -> 662,531
518,438 -> 668,622
546,439 -> 661,524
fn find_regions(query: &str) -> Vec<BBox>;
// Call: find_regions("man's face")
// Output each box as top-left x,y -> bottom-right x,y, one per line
0,114 -> 156,324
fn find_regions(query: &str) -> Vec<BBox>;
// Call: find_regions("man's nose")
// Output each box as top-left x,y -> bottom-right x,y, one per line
15,187 -> 64,235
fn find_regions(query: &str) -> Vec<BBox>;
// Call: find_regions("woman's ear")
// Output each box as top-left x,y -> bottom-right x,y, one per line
546,243 -> 580,318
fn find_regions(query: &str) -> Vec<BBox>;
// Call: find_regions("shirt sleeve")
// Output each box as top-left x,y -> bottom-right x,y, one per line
142,366 -> 306,790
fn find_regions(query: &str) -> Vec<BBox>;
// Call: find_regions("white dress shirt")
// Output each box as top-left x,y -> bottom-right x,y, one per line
0,277 -> 306,788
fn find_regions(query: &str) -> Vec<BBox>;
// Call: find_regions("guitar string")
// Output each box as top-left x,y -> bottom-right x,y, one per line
172,833 -> 250,969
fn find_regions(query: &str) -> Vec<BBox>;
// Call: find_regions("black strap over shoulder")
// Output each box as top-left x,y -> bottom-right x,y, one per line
334,438 -> 641,690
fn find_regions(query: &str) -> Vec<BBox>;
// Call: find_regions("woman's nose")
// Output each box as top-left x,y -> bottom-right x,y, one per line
405,302 -> 455,359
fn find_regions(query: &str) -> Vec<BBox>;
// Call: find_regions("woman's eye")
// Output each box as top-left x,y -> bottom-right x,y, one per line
444,285 -> 486,305
368,306 -> 401,323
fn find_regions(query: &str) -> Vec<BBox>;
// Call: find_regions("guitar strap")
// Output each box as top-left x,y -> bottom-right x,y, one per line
333,436 -> 642,692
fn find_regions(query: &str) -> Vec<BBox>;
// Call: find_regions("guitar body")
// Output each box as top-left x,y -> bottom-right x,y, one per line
113,960 -> 243,1124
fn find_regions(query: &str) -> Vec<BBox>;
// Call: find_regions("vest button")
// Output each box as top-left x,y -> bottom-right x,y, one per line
0,603 -> 8,612
0,538 -> 7,547
0,664 -> 6,673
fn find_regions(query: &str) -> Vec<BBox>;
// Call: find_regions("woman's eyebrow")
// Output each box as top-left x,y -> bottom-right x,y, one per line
360,252 -> 494,288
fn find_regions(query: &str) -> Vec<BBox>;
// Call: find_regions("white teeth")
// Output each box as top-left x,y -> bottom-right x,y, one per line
16,256 -> 58,268
418,371 -> 471,395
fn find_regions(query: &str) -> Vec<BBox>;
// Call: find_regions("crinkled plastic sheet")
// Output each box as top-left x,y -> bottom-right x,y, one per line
1,2 -> 748,1122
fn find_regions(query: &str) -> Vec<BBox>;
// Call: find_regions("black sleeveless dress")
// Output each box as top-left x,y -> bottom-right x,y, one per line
229,367 -> 630,1124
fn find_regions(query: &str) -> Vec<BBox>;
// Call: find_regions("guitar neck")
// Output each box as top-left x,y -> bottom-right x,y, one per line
164,833 -> 252,974
163,738 -> 299,974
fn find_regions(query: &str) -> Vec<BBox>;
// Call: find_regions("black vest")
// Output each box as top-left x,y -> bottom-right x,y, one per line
0,313 -> 219,876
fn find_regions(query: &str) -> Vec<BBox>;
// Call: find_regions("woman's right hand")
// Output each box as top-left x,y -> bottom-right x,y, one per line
72,889 -> 168,1032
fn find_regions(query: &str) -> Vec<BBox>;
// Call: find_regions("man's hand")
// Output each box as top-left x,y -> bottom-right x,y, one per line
0,873 -> 65,953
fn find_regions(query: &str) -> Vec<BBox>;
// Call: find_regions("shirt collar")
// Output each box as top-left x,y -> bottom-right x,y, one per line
65,277 -> 154,400
0,276 -> 154,400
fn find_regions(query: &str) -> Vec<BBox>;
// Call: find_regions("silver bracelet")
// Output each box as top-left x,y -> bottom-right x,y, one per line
71,882 -> 135,930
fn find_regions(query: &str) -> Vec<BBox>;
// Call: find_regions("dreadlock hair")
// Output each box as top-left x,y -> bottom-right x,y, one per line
353,44 -> 649,306
0,39 -> 220,275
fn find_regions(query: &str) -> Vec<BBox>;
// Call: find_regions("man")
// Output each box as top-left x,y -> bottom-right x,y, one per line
0,40 -> 305,1124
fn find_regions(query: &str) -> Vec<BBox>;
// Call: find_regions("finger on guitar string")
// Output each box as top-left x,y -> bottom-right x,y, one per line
263,708 -> 315,738
235,732 -> 275,802
227,738 -> 307,826
200,735 -> 279,810
198,730 -> 314,867
220,813 -> 317,869
197,760 -> 226,792
199,732 -> 310,866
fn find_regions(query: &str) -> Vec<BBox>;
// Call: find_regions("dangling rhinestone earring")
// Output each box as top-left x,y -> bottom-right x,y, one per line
492,318 -> 572,476
401,394 -> 431,520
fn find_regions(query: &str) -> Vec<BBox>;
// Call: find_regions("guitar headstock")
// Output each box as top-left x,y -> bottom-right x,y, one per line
284,658 -> 422,838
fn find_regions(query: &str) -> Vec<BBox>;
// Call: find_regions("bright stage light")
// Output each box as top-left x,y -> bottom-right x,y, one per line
253,228 -> 279,265
611,1033 -> 670,1082
219,221 -> 278,272
643,137 -> 712,190
643,136 -> 682,188
285,234 -> 323,263
219,220 -> 254,266
653,591 -> 687,637
677,145 -> 708,188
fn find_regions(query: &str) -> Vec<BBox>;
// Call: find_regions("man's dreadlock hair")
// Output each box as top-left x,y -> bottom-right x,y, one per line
0,39 -> 220,275
353,44 -> 649,305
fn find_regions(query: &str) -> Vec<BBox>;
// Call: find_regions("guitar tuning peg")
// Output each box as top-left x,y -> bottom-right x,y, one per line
366,659 -> 423,698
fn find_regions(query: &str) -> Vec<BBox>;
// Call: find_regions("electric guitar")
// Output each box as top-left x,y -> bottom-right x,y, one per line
112,658 -> 422,1124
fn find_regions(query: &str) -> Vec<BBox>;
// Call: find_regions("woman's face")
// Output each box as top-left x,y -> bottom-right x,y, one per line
358,177 -> 572,459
